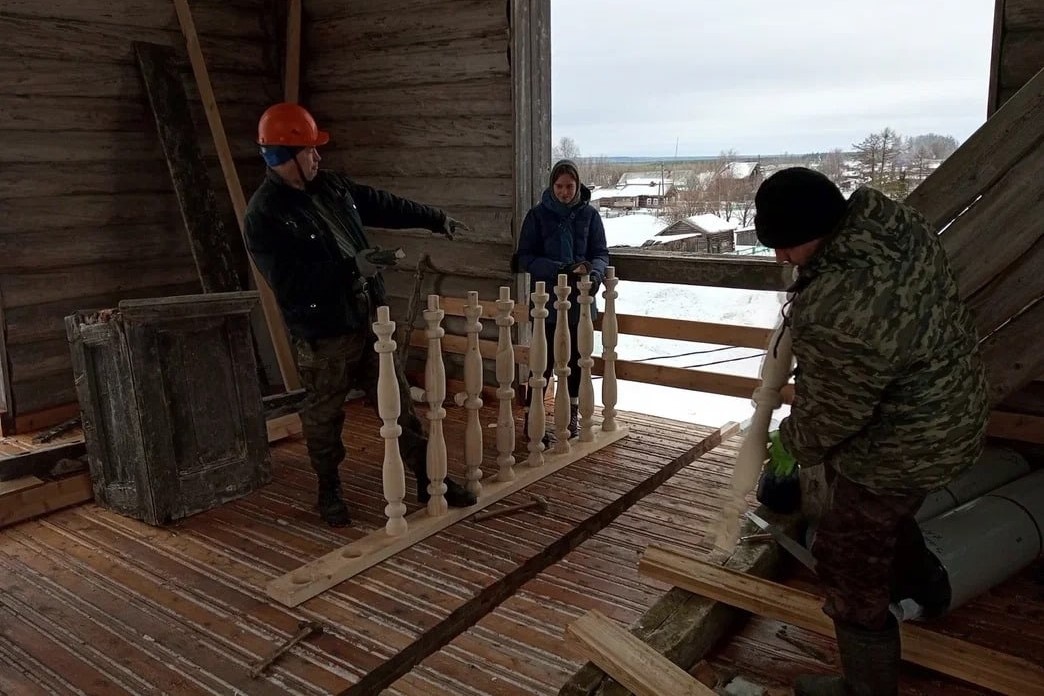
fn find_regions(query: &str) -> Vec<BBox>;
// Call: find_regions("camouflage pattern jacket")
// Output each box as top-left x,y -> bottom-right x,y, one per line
779,186 -> 989,492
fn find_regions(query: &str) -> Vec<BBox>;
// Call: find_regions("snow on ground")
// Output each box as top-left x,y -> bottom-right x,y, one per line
600,212 -> 664,247
586,278 -> 790,429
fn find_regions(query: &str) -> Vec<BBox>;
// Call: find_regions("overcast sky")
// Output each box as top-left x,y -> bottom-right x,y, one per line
551,0 -> 995,157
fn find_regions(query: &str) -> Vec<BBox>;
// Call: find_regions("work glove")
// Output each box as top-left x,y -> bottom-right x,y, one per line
435,214 -> 470,240
354,246 -> 404,278
756,429 -> 801,513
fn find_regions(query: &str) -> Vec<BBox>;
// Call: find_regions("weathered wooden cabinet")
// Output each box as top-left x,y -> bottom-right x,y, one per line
65,292 -> 271,525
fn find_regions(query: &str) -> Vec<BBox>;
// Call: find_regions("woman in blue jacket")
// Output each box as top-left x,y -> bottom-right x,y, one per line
516,159 -> 610,440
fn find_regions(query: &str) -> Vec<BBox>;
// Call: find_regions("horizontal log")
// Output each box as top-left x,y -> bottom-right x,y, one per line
409,331 -> 528,365
945,142 -> 1044,300
999,380 -> 1044,416
906,66 -> 1044,229
381,270 -> 507,306
354,176 -> 513,210
308,36 -> 509,91
597,314 -> 773,349
987,410 -> 1044,444
1006,0 -> 1044,31
308,0 -> 507,52
0,193 -> 183,232
2,282 -> 202,346
0,0 -> 264,39
0,128 -> 260,163
10,402 -> 81,434
319,115 -> 513,150
981,298 -> 1044,406
1,15 -> 267,73
12,372 -> 77,415
365,230 -> 513,279
2,255 -> 200,309
437,295 -> 530,324
7,339 -> 71,385
609,248 -> 788,291
1000,32 -> 1044,91
593,357 -> 763,400
318,146 -> 514,179
0,225 -> 194,273
309,78 -> 512,117
0,471 -> 93,529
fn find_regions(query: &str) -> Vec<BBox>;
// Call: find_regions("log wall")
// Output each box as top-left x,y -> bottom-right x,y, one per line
0,1 -> 282,429
989,0 -> 1044,114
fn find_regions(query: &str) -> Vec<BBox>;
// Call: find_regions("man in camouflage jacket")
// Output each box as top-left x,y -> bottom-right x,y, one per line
244,103 -> 477,527
754,167 -> 988,696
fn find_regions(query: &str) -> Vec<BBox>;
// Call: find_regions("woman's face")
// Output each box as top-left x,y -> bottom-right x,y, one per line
554,173 -> 578,204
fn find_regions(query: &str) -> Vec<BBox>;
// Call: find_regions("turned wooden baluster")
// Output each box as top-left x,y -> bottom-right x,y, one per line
600,266 -> 619,432
527,281 -> 549,466
495,286 -> 517,482
423,295 -> 448,516
553,274 -> 573,453
462,291 -> 484,496
712,268 -> 797,550
373,305 -> 407,536
577,274 -> 596,442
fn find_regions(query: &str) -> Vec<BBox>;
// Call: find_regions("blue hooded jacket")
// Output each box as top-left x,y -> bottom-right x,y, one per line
516,182 -> 610,324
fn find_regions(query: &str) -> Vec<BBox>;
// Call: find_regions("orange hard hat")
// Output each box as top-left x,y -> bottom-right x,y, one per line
257,103 -> 330,147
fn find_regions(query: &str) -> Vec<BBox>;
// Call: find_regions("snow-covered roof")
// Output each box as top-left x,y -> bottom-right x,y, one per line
591,182 -> 672,201
643,232 -> 701,246
675,213 -> 737,234
720,161 -> 759,179
601,213 -> 665,247
617,172 -> 674,186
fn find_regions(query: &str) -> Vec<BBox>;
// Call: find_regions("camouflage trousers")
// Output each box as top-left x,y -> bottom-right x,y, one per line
293,332 -> 426,485
812,468 -> 935,630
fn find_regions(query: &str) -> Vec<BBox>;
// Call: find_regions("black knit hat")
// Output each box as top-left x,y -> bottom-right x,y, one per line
754,167 -> 847,249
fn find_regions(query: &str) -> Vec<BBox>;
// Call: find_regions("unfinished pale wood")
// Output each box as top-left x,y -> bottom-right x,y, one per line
566,609 -> 716,696
639,545 -> 1044,696
0,476 -> 44,497
266,424 -> 630,606
462,292 -> 484,496
553,275 -> 573,453
423,295 -> 449,516
600,267 -> 620,433
577,275 -> 596,443
374,306 -> 407,536
0,472 -> 93,528
494,287 -> 517,482
907,66 -> 1044,229
172,0 -> 300,391
265,413 -> 302,443
527,281 -> 550,467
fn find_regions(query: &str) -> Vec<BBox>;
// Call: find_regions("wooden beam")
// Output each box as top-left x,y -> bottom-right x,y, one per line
639,545 -> 1044,696
609,249 -> 788,291
0,472 -> 93,529
266,413 -> 303,443
982,298 -> 1044,406
598,314 -> 773,349
987,0 -> 1007,116
172,0 -> 301,391
906,66 -> 1044,229
565,610 -> 715,696
267,424 -> 631,606
988,410 -> 1044,444
285,0 -> 302,103
134,42 -> 245,294
0,441 -> 86,482
333,422 -> 739,696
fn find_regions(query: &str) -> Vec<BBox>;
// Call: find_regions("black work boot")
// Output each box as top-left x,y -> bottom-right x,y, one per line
407,449 -> 477,508
316,477 -> 351,527
794,617 -> 900,696
568,404 -> 580,439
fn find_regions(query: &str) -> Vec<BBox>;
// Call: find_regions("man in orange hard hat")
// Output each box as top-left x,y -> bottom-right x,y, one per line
244,102 -> 476,526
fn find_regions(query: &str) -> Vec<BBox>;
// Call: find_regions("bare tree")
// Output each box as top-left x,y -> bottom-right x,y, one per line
552,136 -> 581,162
820,148 -> 845,186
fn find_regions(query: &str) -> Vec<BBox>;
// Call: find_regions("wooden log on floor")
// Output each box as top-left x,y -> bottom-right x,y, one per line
560,508 -> 797,696
0,472 -> 93,529
638,544 -> 1044,696
565,609 -> 715,696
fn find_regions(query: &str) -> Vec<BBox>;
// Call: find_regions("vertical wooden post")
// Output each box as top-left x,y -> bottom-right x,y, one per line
577,275 -> 596,442
285,0 -> 302,103
553,274 -> 572,452
374,306 -> 407,536
600,266 -> 619,432
172,0 -> 300,391
495,287 -> 517,482
463,291 -> 484,496
527,281 -> 549,466
423,295 -> 448,516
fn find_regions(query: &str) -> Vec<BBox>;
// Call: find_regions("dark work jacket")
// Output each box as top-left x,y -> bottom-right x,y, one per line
516,185 -> 610,324
244,169 -> 446,340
